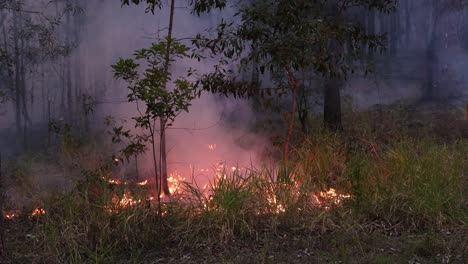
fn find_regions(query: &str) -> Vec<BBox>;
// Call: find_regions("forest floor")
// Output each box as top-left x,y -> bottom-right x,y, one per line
1,101 -> 468,264
3,218 -> 467,263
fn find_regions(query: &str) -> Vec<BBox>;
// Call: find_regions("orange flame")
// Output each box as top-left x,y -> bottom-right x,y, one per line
137,179 -> 148,186
3,211 -> 19,220
31,208 -> 46,216
312,188 -> 351,210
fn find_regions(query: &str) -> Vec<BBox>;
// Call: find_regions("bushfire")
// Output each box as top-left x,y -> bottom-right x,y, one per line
3,144 -> 351,219
3,208 -> 46,220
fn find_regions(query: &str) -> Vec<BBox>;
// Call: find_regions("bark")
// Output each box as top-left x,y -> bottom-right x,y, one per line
65,2 -> 73,124
13,10 -> 22,146
323,1 -> 343,131
283,65 -> 298,162
424,0 -> 439,100
20,37 -> 28,148
367,10 -> 375,56
0,153 -> 4,258
323,77 -> 342,131
297,85 -> 309,134
159,0 -> 176,196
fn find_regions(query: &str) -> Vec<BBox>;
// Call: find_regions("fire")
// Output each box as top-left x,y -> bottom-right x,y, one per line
31,208 -> 46,216
3,211 -> 19,220
137,179 -> 148,186
115,193 -> 140,208
168,173 -> 185,194
108,178 -> 122,185
312,188 -> 351,210
266,195 -> 286,214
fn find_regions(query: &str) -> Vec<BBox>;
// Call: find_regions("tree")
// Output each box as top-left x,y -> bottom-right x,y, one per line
195,0 -> 395,160
0,0 -> 82,149
423,0 -> 467,100
115,0 -> 227,199
112,41 -> 197,198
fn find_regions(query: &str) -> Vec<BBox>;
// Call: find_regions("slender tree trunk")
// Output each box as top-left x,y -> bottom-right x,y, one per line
13,11 -> 23,147
20,37 -> 29,148
367,10 -> 375,56
323,77 -> 342,131
159,0 -> 176,196
323,1 -> 343,131
283,65 -> 298,162
297,85 -> 309,134
0,152 -> 4,259
65,2 -> 73,125
425,1 -> 438,100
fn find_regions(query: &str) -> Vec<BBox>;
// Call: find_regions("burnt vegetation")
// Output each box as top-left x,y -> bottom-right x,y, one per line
0,0 -> 468,263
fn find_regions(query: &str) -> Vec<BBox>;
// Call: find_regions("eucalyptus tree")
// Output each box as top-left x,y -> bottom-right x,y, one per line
195,0 -> 396,160
114,0 -> 227,199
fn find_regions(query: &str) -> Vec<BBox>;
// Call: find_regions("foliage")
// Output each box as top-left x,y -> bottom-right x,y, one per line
195,0 -> 396,96
192,0 -> 397,159
111,38 -> 198,199
113,40 -> 196,129
120,0 -> 227,14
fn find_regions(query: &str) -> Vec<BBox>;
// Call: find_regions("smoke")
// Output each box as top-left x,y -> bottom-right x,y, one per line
77,1 -> 270,182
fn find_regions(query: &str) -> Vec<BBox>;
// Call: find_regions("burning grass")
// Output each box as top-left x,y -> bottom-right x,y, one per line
2,110 -> 468,263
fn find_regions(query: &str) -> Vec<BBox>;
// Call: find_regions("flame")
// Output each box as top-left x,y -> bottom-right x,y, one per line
168,173 -> 185,194
112,193 -> 140,208
31,208 -> 46,216
3,211 -> 19,220
266,195 -> 286,214
312,188 -> 351,210
108,179 -> 121,185
137,179 -> 148,186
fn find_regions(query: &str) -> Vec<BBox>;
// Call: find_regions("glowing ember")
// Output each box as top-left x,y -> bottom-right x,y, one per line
114,193 -> 140,208
137,179 -> 148,186
108,179 -> 121,184
3,211 -> 19,220
312,188 -> 351,210
266,195 -> 286,214
31,208 -> 46,216
167,172 -> 185,195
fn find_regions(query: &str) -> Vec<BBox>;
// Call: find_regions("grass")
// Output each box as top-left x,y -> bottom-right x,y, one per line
2,106 -> 468,263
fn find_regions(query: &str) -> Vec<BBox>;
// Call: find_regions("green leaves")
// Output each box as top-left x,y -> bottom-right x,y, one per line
191,0 -> 396,101
190,0 -> 227,15
120,0 -> 163,14
111,39 -> 197,129
120,0 -> 227,15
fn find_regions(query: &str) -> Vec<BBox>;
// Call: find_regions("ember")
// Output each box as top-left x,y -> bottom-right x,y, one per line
137,179 -> 148,186
312,188 -> 352,210
3,211 -> 19,220
31,208 -> 46,216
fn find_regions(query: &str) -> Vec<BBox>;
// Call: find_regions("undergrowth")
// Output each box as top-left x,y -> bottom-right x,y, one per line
3,109 -> 468,263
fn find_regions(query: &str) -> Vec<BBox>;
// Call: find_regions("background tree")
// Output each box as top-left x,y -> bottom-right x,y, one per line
0,0 -> 83,149
195,0 -> 396,160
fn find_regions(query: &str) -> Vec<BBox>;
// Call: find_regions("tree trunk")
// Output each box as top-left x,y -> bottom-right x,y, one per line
424,1 -> 438,100
323,1 -> 343,131
425,38 -> 436,100
65,1 -> 73,125
159,0 -> 176,196
160,119 -> 170,196
323,77 -> 342,131
13,11 -> 23,148
283,65 -> 298,162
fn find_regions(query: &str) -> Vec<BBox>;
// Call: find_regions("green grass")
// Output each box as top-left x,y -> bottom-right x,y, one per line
2,108 -> 468,263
